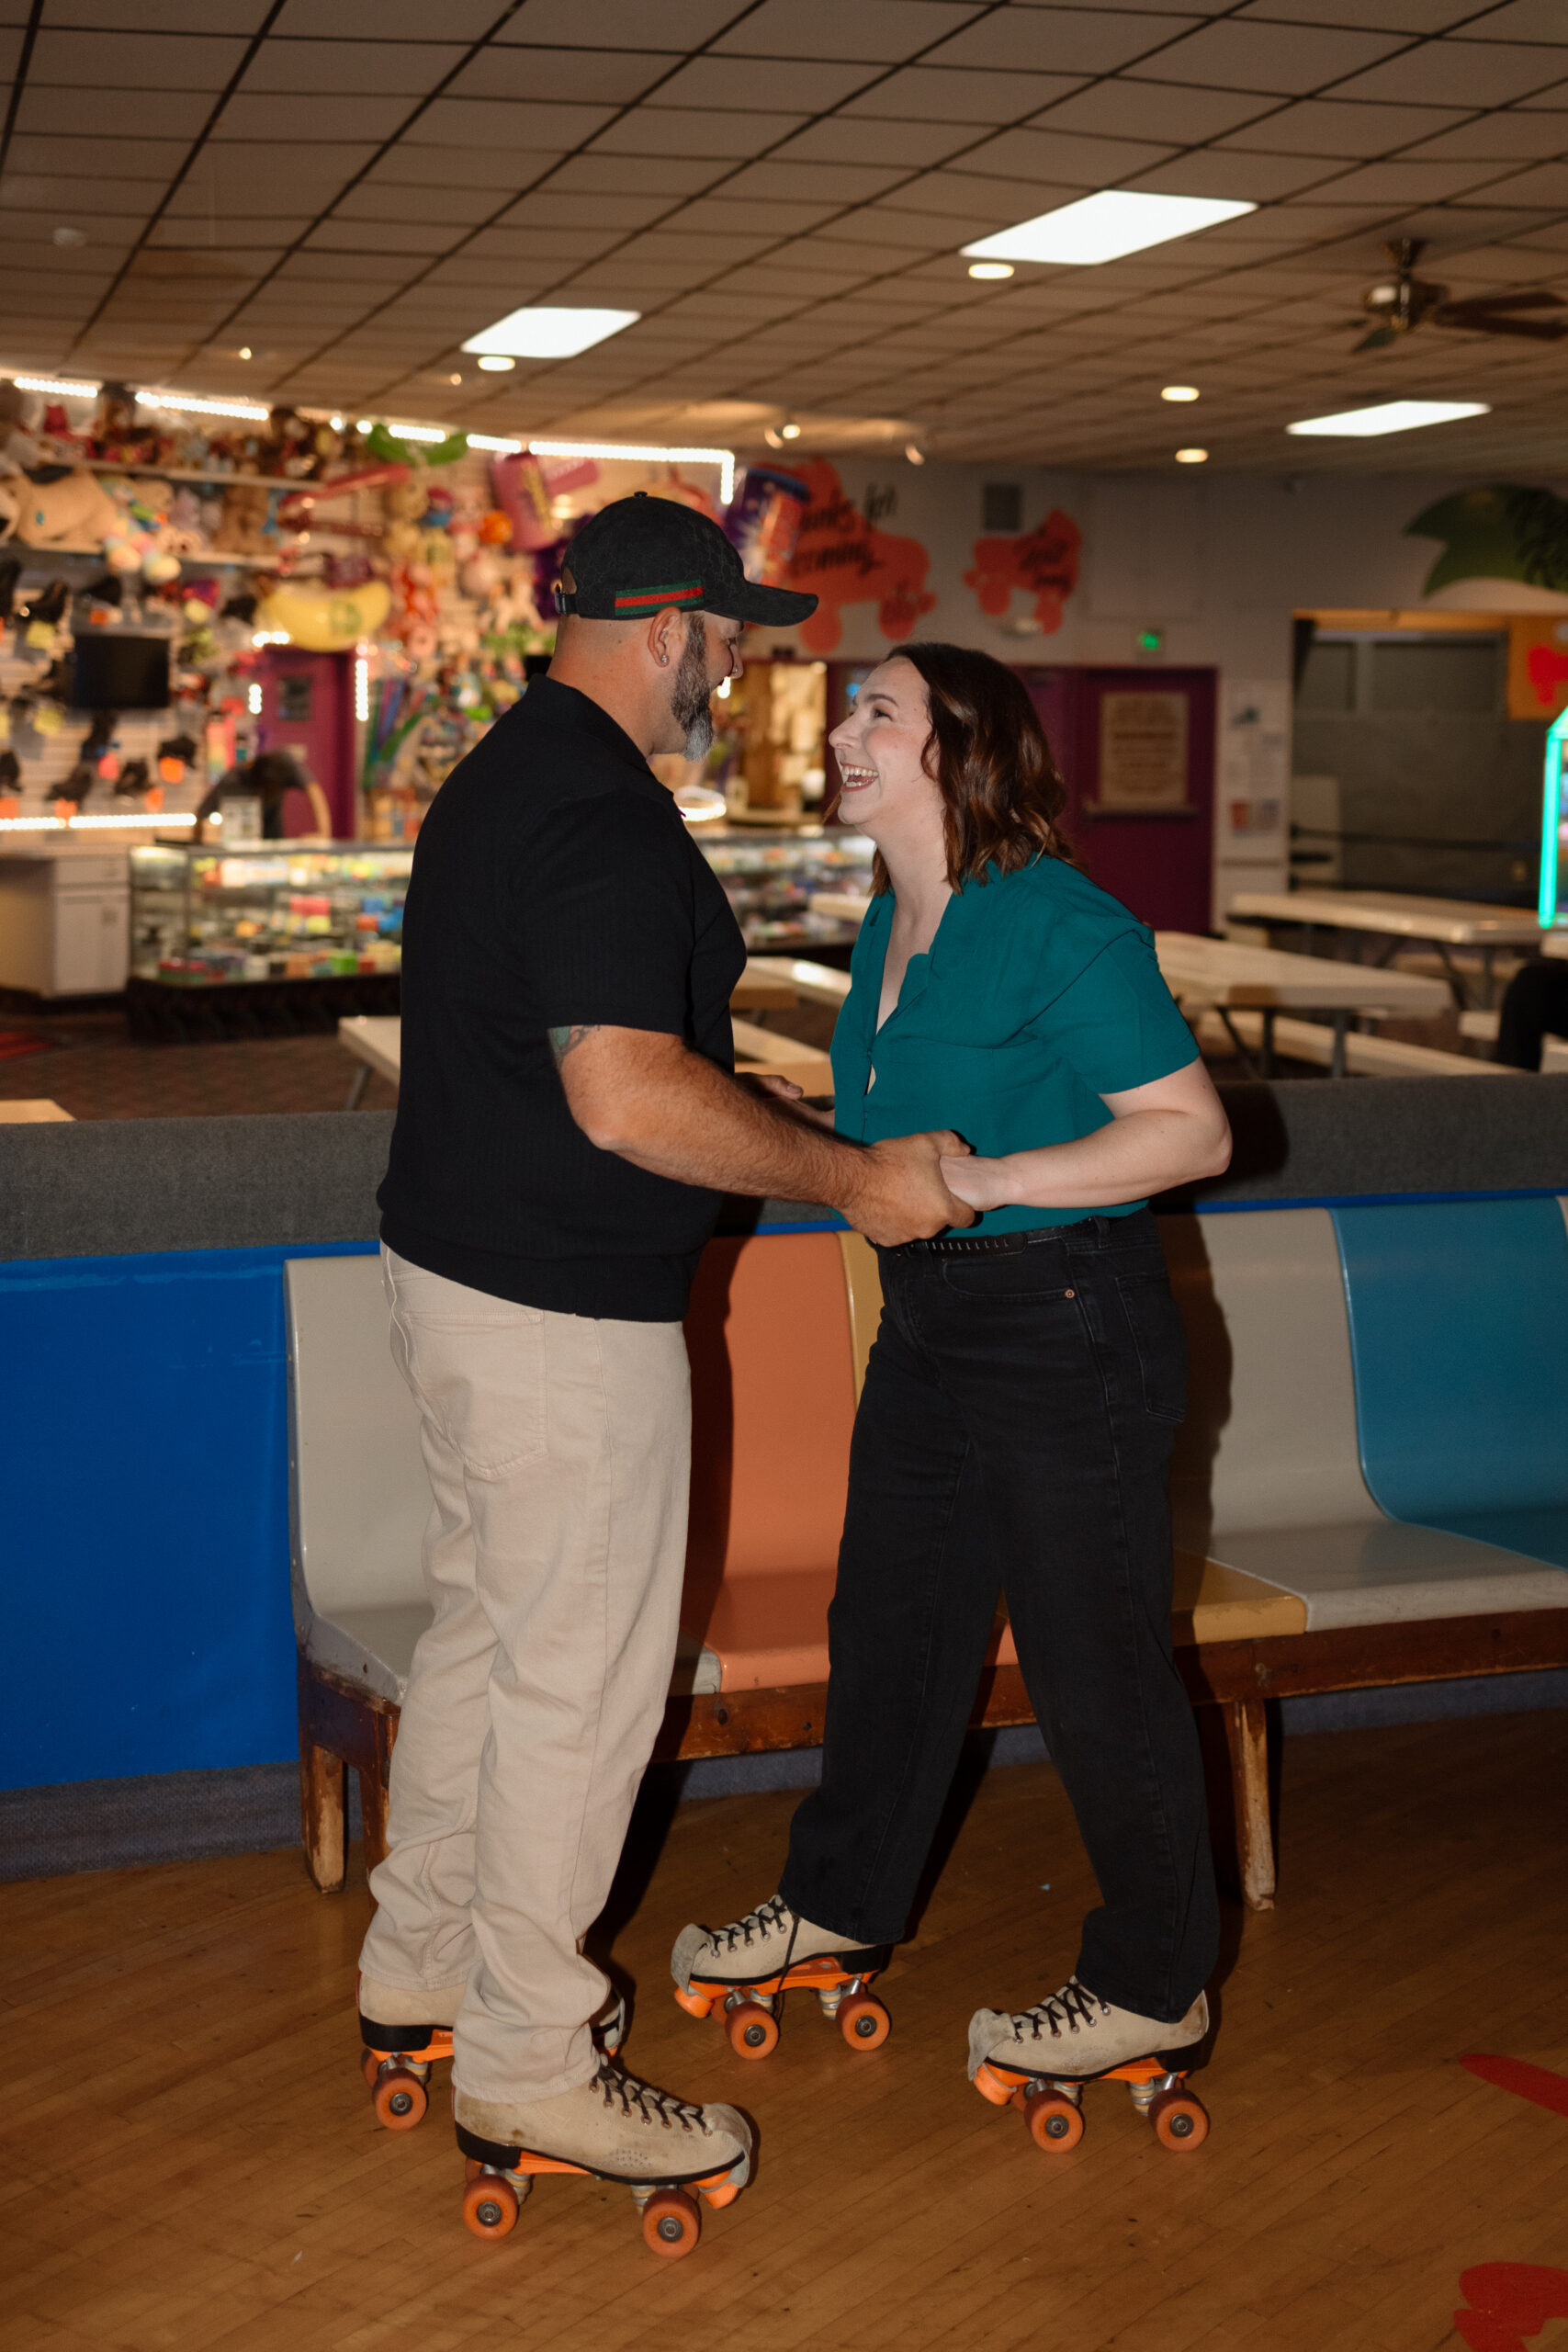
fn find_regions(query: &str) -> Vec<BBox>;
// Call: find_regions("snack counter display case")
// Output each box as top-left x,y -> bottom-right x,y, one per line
695,827 -> 873,958
127,842 -> 411,1037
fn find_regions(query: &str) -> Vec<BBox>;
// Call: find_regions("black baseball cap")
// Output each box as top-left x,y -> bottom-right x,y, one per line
556,492 -> 818,627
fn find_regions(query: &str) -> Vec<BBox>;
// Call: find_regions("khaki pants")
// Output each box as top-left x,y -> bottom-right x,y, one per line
358,1247 -> 692,2103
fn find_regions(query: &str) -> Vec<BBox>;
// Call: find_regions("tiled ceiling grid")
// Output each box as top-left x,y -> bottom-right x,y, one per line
2,0 -> 1566,475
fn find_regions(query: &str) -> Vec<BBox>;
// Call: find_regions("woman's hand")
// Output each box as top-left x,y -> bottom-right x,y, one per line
941,1152 -> 1008,1212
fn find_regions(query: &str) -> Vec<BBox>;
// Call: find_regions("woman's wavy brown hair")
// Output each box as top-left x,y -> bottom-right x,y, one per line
857,640 -> 1077,894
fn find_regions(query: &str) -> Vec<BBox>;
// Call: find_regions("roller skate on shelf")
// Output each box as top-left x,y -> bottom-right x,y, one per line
359,1975 -> 626,2133
968,1978 -> 1210,2154
671,1893 -> 891,2059
456,2058 -> 752,2259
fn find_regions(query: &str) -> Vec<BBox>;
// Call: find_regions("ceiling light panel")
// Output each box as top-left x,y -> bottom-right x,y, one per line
1286,401 -> 1492,438
461,306 -> 640,358
964,192 -> 1257,268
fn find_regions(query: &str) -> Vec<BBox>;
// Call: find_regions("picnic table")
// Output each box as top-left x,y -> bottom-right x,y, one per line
1227,889 -> 1553,1008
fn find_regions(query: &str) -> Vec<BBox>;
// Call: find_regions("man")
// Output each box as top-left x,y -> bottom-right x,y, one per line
358,492 -> 971,2232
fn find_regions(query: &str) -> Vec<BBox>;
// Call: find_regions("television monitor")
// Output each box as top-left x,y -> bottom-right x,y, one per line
69,632 -> 172,712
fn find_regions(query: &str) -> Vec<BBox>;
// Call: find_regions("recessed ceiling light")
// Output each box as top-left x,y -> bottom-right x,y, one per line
1175,447 -> 1208,464
964,190 -> 1255,268
905,443 -> 926,465
1286,399 -> 1490,438
1162,385 -> 1200,403
477,354 -> 515,372
237,346 -> 252,360
968,261 -> 1014,281
462,306 -> 638,360
448,372 -> 462,386
52,226 -> 86,248
780,419 -> 802,440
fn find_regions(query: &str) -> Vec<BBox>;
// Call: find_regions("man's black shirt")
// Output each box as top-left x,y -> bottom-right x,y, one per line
378,676 -> 746,1320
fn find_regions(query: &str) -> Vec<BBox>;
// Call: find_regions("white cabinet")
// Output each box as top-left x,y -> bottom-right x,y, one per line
0,851 -> 131,996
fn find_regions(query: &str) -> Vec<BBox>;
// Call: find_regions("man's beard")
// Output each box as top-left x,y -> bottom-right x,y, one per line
671,622 -> 715,761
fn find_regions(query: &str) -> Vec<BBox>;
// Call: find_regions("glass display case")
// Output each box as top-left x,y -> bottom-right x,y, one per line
694,827 -> 874,952
130,842 -> 412,986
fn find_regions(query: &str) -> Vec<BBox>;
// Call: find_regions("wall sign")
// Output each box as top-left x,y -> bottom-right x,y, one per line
1097,691 -> 1190,811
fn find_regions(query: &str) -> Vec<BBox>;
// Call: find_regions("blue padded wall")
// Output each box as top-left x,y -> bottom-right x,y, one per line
0,1242 -> 376,1792
1333,1199 -> 1568,1564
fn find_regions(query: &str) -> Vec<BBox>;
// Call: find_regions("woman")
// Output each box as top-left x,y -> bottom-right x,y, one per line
671,644 -> 1231,2105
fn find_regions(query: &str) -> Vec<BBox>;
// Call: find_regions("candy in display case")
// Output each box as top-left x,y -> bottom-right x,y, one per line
128,842 -> 412,1035
695,827 -> 874,954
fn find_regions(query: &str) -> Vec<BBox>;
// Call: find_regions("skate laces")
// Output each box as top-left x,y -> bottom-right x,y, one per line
710,1893 -> 792,1957
592,2057 -> 711,2137
1016,1978 -> 1110,2044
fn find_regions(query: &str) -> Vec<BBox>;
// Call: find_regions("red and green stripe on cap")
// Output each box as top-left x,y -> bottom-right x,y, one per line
614,579 -> 703,613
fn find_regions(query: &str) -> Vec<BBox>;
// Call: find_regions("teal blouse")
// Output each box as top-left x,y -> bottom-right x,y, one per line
830,856 -> 1198,1236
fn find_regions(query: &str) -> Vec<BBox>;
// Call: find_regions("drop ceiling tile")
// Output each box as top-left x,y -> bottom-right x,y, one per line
369,145 -> 570,191
1329,44 -> 1568,107
493,0 -> 739,41
1031,79 -> 1281,143
27,26 -> 252,87
541,153 -> 733,197
719,159 -> 910,203
1233,0 -> 1490,26
610,228 -> 779,265
457,225 -> 628,264
3,134 -> 194,177
1473,160 -> 1568,207
1402,112 -> 1568,162
964,124 -> 1177,186
1126,20 -> 1410,93
445,47 -> 673,105
645,56 -> 879,111
16,86 -> 215,138
333,185 -> 502,228
711,0 -> 983,61
0,176 -> 166,214
303,220 -> 458,256
1446,0 -> 1568,33
215,92 -> 421,141
843,65 -> 1088,121
706,264 -> 870,294
561,261 -> 713,291
589,107 -> 808,157
772,117 -> 982,168
171,143 -> 380,210
1132,151 -> 1350,198
493,192 -> 679,232
414,96 -> 616,147
928,10 -> 1202,74
1309,159 -> 1520,203
275,250 -> 428,283
241,40 -> 468,96
663,197 -> 842,236
1213,97 -> 1471,156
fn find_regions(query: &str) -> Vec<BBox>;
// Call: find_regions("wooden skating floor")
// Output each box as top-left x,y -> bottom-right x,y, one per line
7,1712 -> 1568,2352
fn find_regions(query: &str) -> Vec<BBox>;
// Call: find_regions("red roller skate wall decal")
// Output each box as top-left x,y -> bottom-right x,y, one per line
784,460 -> 935,654
964,509 -> 1082,635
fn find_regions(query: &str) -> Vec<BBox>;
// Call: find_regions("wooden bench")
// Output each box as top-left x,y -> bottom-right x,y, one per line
288,1194 -> 1568,1913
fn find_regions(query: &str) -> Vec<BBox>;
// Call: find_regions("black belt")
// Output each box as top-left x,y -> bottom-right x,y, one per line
889,1225 -> 1064,1258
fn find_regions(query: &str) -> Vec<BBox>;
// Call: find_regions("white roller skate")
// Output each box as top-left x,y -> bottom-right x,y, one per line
969,1977 -> 1211,2154
671,1893 -> 891,2059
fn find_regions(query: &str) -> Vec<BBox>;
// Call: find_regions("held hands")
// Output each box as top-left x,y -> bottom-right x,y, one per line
855,1130 -> 976,1247
940,1152 -> 1009,1215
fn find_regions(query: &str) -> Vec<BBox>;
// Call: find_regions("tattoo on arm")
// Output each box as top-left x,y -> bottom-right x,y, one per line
547,1023 -> 603,1065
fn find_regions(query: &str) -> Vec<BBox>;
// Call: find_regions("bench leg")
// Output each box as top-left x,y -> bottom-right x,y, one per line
357,1764 -> 390,1881
1222,1696 -> 1276,1912
299,1735 -> 346,1894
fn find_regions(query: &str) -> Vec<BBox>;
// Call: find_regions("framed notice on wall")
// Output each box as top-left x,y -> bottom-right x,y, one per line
1097,691 -> 1190,811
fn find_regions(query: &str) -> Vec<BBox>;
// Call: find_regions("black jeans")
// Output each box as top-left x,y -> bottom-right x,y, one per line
779,1209 -> 1219,2023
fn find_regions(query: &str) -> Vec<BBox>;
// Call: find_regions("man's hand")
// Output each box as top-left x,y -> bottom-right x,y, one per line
852,1130 -> 976,1247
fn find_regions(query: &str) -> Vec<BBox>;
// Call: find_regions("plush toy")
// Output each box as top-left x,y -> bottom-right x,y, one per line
0,479 -> 17,543
254,577 -> 390,650
489,453 -> 557,552
13,466 -> 121,549
381,476 -> 429,560
0,380 -> 46,471
213,480 -> 273,555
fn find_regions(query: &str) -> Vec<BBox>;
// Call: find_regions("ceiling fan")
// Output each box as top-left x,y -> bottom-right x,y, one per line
1353,238 -> 1568,352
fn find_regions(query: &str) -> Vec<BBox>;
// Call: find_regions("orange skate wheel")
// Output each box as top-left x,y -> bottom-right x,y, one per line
463,2171 -> 520,2239
974,2062 -> 1016,2108
361,2048 -> 382,2088
839,1993 -> 890,2052
372,2067 -> 427,2132
673,1985 -> 713,2020
1149,2090 -> 1209,2151
726,2000 -> 779,2060
641,2188 -> 701,2259
701,2177 -> 740,2211
1026,2093 -> 1085,2153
